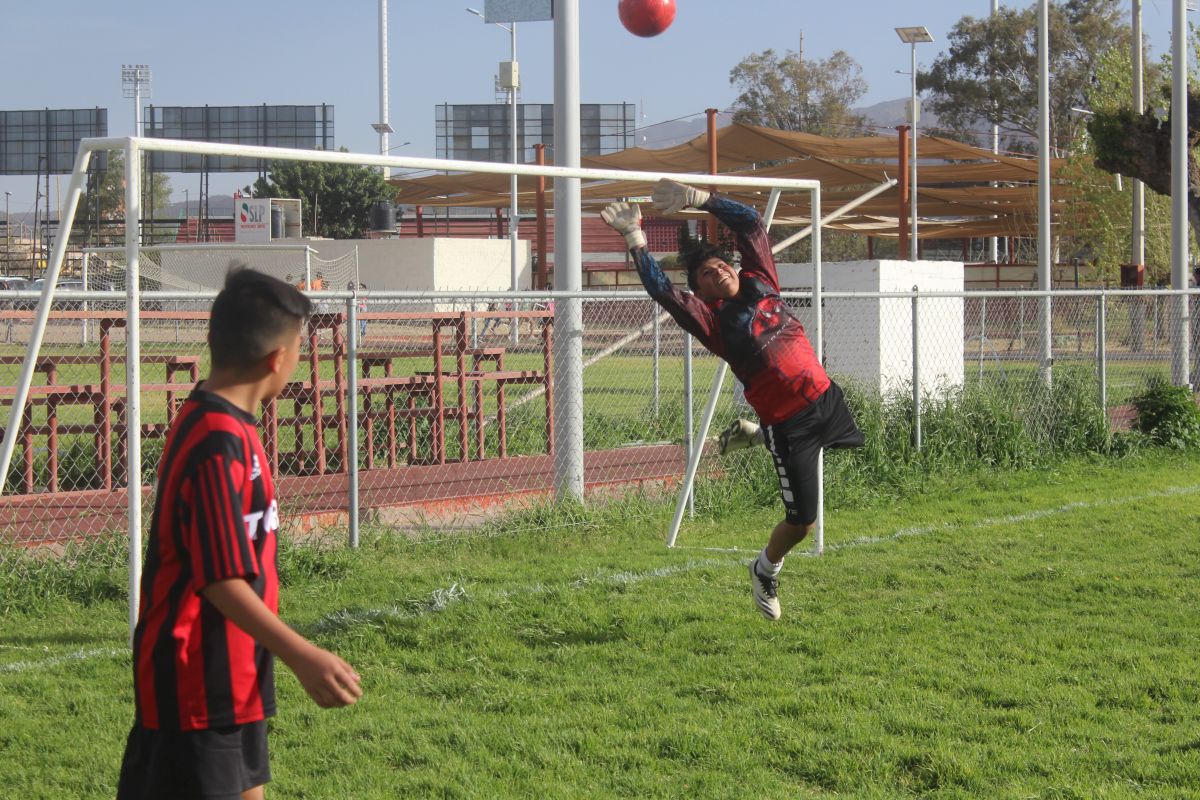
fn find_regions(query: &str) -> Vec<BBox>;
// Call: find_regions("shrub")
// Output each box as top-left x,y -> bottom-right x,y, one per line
695,368 -> 1114,515
0,533 -> 127,617
1131,377 -> 1200,449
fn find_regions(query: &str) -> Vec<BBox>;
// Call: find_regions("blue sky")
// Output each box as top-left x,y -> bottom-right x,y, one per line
0,0 -> 1183,214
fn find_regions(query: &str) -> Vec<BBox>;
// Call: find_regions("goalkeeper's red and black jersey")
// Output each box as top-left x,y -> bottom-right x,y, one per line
631,195 -> 830,425
131,387 -> 279,731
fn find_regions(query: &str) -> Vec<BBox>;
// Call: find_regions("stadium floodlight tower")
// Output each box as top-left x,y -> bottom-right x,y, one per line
895,26 -> 932,261
121,64 -> 151,136
121,64 -> 151,246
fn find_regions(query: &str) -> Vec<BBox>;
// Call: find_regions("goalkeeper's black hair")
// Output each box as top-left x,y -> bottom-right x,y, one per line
678,227 -> 732,293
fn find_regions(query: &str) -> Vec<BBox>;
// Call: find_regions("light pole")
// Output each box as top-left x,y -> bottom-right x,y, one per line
896,27 -> 932,261
372,0 -> 395,169
1132,1 -> 1146,274
990,1 -> 1001,265
468,7 -> 521,295
1171,0 -> 1191,387
4,191 -> 10,271
183,189 -> 189,221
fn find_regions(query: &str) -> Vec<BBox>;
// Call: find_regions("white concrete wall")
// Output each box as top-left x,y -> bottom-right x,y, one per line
431,238 -> 533,291
301,237 -> 531,292
776,260 -> 965,397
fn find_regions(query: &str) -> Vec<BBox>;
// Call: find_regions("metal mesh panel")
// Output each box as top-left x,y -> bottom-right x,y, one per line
0,292 -> 211,545
347,292 -> 693,530
1,287 -> 1196,546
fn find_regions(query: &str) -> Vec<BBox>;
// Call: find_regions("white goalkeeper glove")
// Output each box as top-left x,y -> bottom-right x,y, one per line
651,178 -> 711,215
600,202 -> 647,250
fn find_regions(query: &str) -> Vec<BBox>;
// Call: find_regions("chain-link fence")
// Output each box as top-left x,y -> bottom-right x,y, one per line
1,287 -> 1196,546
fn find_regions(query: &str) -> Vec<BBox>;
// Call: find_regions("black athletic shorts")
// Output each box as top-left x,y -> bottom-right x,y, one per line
116,720 -> 271,800
763,381 -> 864,526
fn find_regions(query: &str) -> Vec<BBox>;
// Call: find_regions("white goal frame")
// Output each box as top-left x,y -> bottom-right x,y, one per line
0,136 -> 823,636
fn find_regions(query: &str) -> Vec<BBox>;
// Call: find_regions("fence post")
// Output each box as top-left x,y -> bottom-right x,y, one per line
911,285 -> 921,451
652,304 -> 660,418
1177,288 -> 1193,389
1152,294 -> 1159,356
510,297 -> 520,348
81,252 -> 89,344
1097,291 -> 1107,425
683,333 -> 694,516
1018,295 -> 1026,348
346,294 -> 360,548
978,296 -> 987,384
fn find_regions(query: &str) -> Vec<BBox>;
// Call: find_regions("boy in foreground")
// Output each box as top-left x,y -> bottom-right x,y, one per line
117,268 -> 362,799
602,181 -> 864,620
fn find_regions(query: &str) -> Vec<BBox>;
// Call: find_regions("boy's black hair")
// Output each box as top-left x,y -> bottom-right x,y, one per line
678,230 -> 731,292
209,265 -> 312,371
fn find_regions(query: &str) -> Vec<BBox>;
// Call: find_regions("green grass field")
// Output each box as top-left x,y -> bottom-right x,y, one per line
2,450 -> 1198,798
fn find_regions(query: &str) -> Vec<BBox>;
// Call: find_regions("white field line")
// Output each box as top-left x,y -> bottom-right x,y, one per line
675,483 -> 1200,555
818,482 -> 1200,555
0,647 -> 125,674
4,483 -> 1197,674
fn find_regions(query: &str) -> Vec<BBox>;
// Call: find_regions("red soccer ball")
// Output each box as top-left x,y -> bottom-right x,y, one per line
618,0 -> 676,38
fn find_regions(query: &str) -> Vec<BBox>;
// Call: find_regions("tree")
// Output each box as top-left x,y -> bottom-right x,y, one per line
728,49 -> 868,136
917,1 -> 1128,154
249,149 -> 393,239
75,151 -> 172,245
1060,47 -> 1173,284
1087,45 -> 1200,259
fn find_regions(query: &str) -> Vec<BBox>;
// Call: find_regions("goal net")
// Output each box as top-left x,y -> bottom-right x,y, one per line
81,244 -> 359,293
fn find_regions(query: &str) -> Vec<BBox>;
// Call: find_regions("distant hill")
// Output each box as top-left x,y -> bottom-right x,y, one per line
637,98 -> 963,148
156,195 -> 236,218
856,97 -> 933,130
638,111 -> 736,150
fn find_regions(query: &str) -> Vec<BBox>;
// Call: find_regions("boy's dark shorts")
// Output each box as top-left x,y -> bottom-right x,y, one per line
763,381 -> 864,526
117,720 -> 270,800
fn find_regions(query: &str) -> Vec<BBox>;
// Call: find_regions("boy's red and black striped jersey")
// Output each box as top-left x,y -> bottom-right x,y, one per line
131,387 -> 279,731
631,196 -> 830,425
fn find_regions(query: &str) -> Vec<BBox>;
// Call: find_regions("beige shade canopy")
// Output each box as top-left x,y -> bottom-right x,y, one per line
388,121 -> 1069,238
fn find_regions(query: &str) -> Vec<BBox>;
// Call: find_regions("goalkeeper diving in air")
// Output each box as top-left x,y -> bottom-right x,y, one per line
602,180 -> 864,620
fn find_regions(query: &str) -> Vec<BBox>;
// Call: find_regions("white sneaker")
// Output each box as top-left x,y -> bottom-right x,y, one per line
718,418 -> 763,455
749,561 -> 781,620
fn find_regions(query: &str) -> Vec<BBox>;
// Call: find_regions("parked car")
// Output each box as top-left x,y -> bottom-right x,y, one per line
0,276 -> 33,309
20,278 -> 88,309
53,279 -> 87,310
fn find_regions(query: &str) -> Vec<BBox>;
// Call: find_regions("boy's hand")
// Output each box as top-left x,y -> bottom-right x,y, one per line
287,642 -> 363,708
651,179 -> 711,215
600,202 -> 647,250
200,578 -> 363,709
